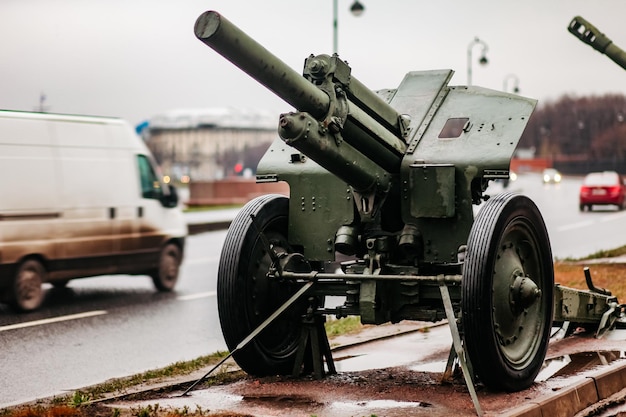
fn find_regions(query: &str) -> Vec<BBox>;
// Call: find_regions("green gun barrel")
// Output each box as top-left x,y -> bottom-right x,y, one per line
194,11 -> 406,176
568,16 -> 626,70
194,11 -> 330,120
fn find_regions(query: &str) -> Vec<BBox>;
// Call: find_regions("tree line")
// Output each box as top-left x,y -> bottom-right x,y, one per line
518,94 -> 626,171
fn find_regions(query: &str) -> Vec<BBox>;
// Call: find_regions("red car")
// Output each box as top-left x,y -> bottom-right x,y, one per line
579,171 -> 626,211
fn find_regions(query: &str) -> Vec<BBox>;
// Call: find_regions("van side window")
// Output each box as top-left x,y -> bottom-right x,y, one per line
137,155 -> 163,199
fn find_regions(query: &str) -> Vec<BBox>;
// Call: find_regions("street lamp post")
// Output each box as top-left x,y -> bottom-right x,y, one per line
466,37 -> 489,86
503,74 -> 520,93
333,0 -> 365,55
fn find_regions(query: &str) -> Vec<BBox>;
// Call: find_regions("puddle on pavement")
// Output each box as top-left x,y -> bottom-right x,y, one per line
403,349 -> 626,381
333,325 -> 452,373
537,350 -> 626,382
241,393 -> 323,408
123,388 -> 244,412
132,390 -> 436,417
409,360 -> 448,373
329,399 -> 431,413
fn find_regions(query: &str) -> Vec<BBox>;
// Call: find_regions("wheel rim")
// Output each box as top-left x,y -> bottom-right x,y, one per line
247,230 -> 302,359
160,248 -> 179,286
152,244 -> 181,291
15,262 -> 44,311
491,219 -> 545,368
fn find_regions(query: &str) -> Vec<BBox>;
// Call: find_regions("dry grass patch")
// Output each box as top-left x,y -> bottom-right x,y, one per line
554,261 -> 626,302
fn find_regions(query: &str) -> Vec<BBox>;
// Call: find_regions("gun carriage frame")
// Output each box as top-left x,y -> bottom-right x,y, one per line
192,12 -> 625,401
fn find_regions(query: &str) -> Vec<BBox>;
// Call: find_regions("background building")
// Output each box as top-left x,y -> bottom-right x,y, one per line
145,108 -> 278,181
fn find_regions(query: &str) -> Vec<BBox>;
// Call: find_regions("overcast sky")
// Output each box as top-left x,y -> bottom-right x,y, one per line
1,1 -> 625,126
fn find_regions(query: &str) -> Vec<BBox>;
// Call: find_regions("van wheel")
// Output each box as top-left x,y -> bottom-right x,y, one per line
12,259 -> 47,312
151,243 -> 182,291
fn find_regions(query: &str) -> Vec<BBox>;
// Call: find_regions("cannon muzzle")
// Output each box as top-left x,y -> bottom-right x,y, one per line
278,112 -> 390,193
568,16 -> 626,70
194,11 -> 407,184
194,11 -> 330,119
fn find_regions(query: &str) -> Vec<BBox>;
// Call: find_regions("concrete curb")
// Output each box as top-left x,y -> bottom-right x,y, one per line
502,361 -> 626,417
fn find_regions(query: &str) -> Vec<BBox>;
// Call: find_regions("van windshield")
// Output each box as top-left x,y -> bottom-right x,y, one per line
137,155 -> 163,199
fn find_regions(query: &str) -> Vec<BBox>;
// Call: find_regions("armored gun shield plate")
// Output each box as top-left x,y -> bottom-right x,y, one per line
217,194 -> 309,375
462,192 -> 554,392
406,85 -> 536,174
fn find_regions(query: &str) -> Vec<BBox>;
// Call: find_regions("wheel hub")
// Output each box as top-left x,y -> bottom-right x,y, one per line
492,240 -> 544,355
18,271 -> 39,299
510,272 -> 541,313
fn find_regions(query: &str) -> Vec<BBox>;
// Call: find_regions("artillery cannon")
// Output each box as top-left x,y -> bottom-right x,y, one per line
192,11 -> 624,400
568,15 -> 626,70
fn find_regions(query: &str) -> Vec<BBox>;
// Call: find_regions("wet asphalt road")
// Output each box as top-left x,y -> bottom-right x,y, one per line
489,172 -> 626,259
0,230 -> 229,408
2,173 -> 626,407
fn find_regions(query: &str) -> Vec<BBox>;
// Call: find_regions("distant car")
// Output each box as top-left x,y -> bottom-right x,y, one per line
542,168 -> 562,184
579,171 -> 626,211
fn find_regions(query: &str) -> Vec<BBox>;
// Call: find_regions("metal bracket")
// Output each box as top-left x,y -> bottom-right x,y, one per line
596,302 -> 617,338
439,279 -> 483,417
179,280 -> 316,396
292,300 -> 337,379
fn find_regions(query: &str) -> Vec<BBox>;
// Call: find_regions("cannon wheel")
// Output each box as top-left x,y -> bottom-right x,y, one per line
218,194 -> 308,376
462,192 -> 553,392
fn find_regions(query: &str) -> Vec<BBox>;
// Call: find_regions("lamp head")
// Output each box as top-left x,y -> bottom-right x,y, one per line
350,1 -> 365,16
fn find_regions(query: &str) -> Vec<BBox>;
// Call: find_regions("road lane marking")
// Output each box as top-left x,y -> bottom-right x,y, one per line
557,220 -> 595,232
177,291 -> 217,301
557,211 -> 626,232
0,310 -> 107,332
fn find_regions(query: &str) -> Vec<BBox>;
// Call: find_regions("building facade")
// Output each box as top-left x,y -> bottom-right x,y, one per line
145,108 -> 278,181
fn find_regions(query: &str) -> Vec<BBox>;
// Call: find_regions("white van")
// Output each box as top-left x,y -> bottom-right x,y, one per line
0,110 -> 188,312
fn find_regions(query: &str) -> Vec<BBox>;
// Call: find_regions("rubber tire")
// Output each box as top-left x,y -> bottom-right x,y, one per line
217,194 -> 307,376
462,192 -> 554,392
11,259 -> 47,312
151,243 -> 182,291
